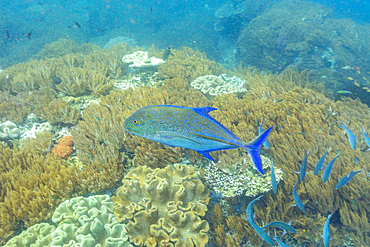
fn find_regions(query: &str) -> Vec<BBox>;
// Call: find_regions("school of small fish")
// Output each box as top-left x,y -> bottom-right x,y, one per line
124,106 -> 366,247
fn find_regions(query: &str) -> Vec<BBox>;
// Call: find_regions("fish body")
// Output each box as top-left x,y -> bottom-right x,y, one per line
361,126 -> 370,148
336,169 -> 363,189
123,105 -> 272,174
273,236 -> 291,247
243,195 -> 274,245
259,118 -> 270,149
336,90 -> 352,94
246,195 -> 263,224
292,179 -> 305,212
323,211 -> 335,247
314,149 -> 328,175
262,221 -> 297,233
295,149 -> 310,182
323,153 -> 340,183
249,220 -> 275,246
341,65 -> 352,70
271,160 -> 277,194
340,120 -> 356,150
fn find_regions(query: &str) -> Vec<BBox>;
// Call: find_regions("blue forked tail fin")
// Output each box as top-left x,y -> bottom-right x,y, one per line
244,127 -> 273,175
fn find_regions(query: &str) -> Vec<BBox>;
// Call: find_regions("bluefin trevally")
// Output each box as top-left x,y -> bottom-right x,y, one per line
361,126 -> 370,149
262,221 -> 297,233
340,120 -> 356,150
314,148 -> 328,176
323,211 -> 335,247
323,153 -> 340,183
292,179 -> 305,212
259,117 -> 270,149
271,160 -> 277,194
295,149 -> 310,182
123,105 -> 272,174
336,168 -> 363,189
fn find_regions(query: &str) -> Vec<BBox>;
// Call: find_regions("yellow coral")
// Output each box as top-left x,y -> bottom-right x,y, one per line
112,164 -> 210,247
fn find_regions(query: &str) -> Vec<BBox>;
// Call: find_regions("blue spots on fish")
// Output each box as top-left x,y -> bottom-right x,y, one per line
314,148 -> 328,176
323,152 -> 340,183
292,179 -> 305,212
123,105 -> 272,175
259,117 -> 270,149
323,211 -> 335,247
336,168 -> 363,189
361,126 -> 370,149
339,120 -> 356,150
271,160 -> 277,194
295,149 -> 310,182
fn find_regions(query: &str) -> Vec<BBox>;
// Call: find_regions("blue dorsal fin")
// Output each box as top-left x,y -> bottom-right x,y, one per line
197,151 -> 215,161
193,107 -> 217,116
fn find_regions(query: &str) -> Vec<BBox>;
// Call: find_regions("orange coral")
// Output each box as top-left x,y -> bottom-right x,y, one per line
51,136 -> 74,159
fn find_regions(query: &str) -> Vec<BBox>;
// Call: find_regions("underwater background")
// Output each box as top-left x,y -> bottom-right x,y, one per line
0,0 -> 369,246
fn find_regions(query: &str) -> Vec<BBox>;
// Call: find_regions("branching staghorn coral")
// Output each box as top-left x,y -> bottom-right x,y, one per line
40,99 -> 81,125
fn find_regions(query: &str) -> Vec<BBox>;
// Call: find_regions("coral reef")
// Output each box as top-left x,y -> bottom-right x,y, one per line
0,121 -> 20,140
0,134 -> 126,244
235,0 -> 370,98
207,69 -> 370,245
204,155 -> 283,197
51,136 -> 74,159
112,164 -> 210,247
190,74 -> 247,99
39,99 -> 81,125
158,47 -> 223,81
4,195 -> 132,247
122,51 -> 164,72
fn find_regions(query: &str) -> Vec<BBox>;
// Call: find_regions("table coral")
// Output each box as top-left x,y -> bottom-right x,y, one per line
112,164 -> 210,247
190,74 -> 247,99
4,195 -> 132,247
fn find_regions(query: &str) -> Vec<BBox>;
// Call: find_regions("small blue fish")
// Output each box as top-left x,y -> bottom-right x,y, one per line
271,160 -> 277,194
340,120 -> 356,150
314,148 -> 328,175
262,221 -> 297,233
323,211 -> 335,247
323,153 -> 340,183
245,195 -> 264,224
295,149 -> 310,182
292,179 -> 305,212
273,236 -> 291,247
249,220 -> 275,246
336,168 -> 363,189
259,117 -> 270,149
123,105 -> 272,174
361,126 -> 370,149
243,195 -> 274,245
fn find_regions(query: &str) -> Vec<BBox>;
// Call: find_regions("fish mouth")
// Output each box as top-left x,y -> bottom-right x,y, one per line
124,127 -> 135,133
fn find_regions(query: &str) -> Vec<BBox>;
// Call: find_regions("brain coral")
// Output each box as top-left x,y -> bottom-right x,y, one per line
112,164 -> 210,247
4,195 -> 132,247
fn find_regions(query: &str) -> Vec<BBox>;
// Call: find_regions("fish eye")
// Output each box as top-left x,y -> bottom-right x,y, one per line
133,120 -> 139,124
